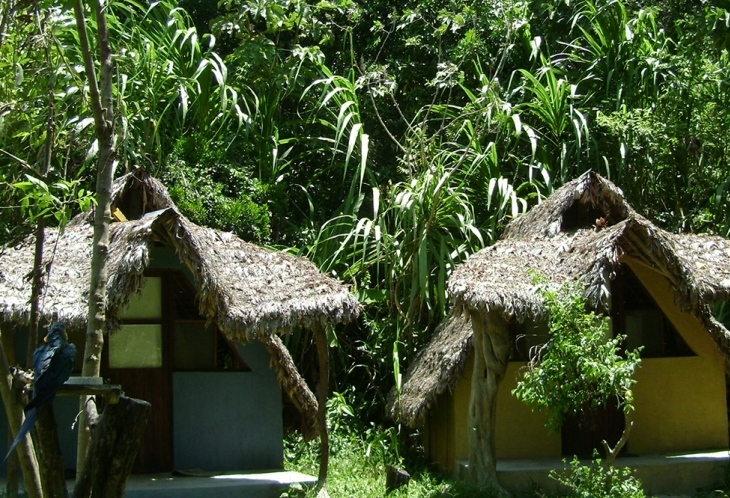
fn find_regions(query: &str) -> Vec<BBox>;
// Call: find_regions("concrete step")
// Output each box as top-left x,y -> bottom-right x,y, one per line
458,449 -> 730,495
4,469 -> 316,498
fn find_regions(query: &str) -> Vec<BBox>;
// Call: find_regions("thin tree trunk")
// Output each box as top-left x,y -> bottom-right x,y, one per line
26,1 -> 57,370
468,310 -> 511,489
0,324 -> 43,498
6,425 -> 19,498
26,221 -> 45,369
73,0 -> 116,471
29,13 -> 64,491
312,324 -> 329,491
602,410 -> 634,467
4,322 -> 20,498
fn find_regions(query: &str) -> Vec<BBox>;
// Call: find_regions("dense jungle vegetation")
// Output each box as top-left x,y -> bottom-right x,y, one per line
1,0 -> 730,485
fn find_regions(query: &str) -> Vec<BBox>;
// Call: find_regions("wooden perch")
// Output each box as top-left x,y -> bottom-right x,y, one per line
8,369 -> 122,405
57,383 -> 122,405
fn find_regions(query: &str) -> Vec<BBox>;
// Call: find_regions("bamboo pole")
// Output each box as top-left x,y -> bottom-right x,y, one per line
312,324 -> 330,492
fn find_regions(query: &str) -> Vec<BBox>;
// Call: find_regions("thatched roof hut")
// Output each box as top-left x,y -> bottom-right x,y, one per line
0,169 -> 361,440
390,171 -> 730,427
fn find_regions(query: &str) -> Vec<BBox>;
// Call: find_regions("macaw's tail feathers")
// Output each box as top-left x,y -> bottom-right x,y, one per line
4,407 -> 37,462
24,394 -> 43,413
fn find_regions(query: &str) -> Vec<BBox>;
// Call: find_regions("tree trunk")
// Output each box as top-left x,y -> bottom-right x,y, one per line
468,310 -> 511,488
3,322 -> 20,498
35,405 -> 68,498
73,396 -> 150,498
6,426 -> 19,498
0,324 -> 43,498
312,324 -> 329,491
73,0 -> 116,471
26,220 -> 45,369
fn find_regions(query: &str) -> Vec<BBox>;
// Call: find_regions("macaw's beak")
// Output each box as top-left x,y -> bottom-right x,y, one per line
44,323 -> 67,342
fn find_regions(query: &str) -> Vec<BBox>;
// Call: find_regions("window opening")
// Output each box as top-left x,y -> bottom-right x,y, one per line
614,266 -> 694,358
169,271 -> 249,371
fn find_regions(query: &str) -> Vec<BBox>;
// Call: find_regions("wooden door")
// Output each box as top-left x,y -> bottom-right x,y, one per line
561,398 -> 625,458
105,366 -> 172,472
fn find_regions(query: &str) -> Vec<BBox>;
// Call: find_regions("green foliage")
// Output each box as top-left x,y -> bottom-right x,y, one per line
109,0 -> 245,170
513,276 -> 642,433
551,455 -> 645,498
165,134 -> 271,242
11,174 -> 94,227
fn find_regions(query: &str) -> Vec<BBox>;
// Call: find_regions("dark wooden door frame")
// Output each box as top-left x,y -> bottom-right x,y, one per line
101,269 -> 174,473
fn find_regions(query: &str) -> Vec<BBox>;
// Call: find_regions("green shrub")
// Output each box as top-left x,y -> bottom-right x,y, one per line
550,456 -> 645,498
164,134 -> 272,242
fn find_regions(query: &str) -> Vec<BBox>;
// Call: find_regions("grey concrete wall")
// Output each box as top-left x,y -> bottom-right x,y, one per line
172,341 -> 283,471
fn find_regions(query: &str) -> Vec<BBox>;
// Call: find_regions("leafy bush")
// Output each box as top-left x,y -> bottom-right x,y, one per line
550,456 -> 645,498
513,276 -> 641,437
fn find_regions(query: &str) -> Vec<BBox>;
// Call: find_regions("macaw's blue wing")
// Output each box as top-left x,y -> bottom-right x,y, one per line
25,323 -> 76,412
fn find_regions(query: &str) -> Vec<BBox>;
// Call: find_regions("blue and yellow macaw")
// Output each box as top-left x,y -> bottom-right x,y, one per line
4,322 -> 76,461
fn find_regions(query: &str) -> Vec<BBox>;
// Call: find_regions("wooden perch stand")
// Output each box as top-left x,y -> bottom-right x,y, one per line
57,381 -> 122,405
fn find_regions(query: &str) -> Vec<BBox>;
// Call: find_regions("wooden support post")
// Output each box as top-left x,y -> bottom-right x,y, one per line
261,335 -> 318,440
0,323 -> 43,498
467,310 -> 511,488
311,324 -> 330,492
73,396 -> 150,498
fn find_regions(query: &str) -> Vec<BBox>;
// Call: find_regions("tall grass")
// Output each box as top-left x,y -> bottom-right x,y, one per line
282,392 -> 501,498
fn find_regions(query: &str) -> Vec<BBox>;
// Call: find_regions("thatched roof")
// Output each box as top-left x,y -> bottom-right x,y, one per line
391,171 -> 730,427
386,311 -> 472,424
451,172 -> 730,314
501,170 -> 636,241
0,170 -> 361,340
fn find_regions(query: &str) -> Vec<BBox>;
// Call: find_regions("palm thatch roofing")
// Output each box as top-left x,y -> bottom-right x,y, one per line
0,169 -> 361,340
390,171 -> 730,426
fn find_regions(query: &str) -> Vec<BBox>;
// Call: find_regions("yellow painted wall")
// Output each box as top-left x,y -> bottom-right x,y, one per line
427,262 -> 728,474
626,262 -> 728,454
495,362 -> 562,459
425,391 -> 455,473
631,357 -> 727,454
